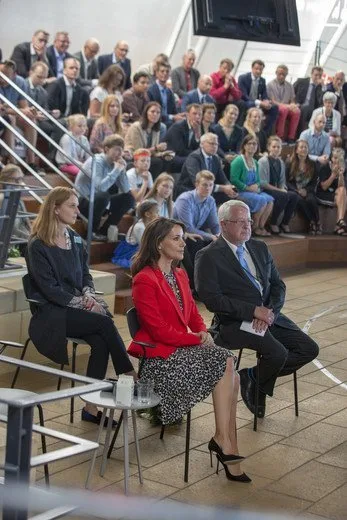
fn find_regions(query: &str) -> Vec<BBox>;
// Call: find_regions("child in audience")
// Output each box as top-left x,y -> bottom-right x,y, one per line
112,199 -> 159,268
126,149 -> 154,203
89,95 -> 124,153
55,114 -> 90,177
145,172 -> 175,217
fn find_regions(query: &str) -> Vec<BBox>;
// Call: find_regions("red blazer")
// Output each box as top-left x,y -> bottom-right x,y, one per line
128,266 -> 207,359
210,71 -> 242,105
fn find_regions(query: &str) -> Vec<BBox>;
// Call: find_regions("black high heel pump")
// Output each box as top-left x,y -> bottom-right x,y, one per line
208,437 -> 245,467
216,455 -> 252,483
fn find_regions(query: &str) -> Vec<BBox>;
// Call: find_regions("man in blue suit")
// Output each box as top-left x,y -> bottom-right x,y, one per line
148,61 -> 185,127
238,60 -> 278,135
98,40 -> 131,89
181,75 -> 215,112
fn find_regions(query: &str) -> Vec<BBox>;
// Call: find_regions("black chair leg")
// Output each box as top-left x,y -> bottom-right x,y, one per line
10,338 -> 30,388
70,343 -> 77,424
235,348 -> 243,370
253,354 -> 261,432
159,424 -> 165,439
57,363 -> 65,391
184,410 -> 191,483
37,403 -> 49,487
293,371 -> 299,416
107,411 -> 123,459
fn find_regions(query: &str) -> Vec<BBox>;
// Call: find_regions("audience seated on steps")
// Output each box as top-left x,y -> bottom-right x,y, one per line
74,38 -> 100,92
136,52 -> 170,85
122,71 -> 150,124
10,29 -> 50,79
258,136 -> 299,234
243,107 -> 267,157
201,103 -> 217,135
148,61 -> 185,128
285,139 -> 322,235
55,114 -> 90,177
325,71 -> 347,126
181,75 -> 215,113
89,94 -> 124,153
25,186 -> 136,425
316,147 -> 347,236
126,148 -> 154,203
210,58 -> 244,122
267,64 -> 300,144
98,40 -> 131,90
300,112 -> 331,166
112,198 -> 159,268
165,103 -> 202,172
212,104 -> 244,172
76,134 -> 135,241
171,49 -> 200,101
89,64 -> 125,119
309,92 -> 341,140
230,134 -> 274,237
176,132 -> 237,205
125,101 -> 170,180
145,172 -> 175,218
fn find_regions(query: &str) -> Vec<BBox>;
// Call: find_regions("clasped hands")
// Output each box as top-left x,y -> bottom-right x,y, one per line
195,331 -> 215,347
252,305 -> 275,333
82,294 -> 106,315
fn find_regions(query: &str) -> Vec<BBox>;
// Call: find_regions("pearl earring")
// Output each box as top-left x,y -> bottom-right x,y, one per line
158,246 -> 162,250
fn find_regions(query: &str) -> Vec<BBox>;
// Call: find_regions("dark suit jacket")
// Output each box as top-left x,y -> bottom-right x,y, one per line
24,78 -> 48,110
25,230 -> 93,364
10,42 -> 32,77
195,236 -> 298,332
74,51 -> 99,88
147,82 -> 177,124
171,66 -> 200,98
293,78 -> 323,107
47,77 -> 89,115
46,45 -> 72,77
165,119 -> 200,158
97,54 -> 131,89
212,123 -> 244,154
238,72 -> 269,108
177,149 -> 229,195
181,89 -> 215,112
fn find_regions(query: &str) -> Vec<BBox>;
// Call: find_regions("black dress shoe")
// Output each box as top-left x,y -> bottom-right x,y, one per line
239,368 -> 255,414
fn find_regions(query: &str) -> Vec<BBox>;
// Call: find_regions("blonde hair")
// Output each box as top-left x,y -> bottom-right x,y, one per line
98,95 -> 123,135
146,172 -> 175,218
0,163 -> 23,182
219,103 -> 239,127
67,114 -> 86,130
244,107 -> 263,136
196,170 -> 215,183
31,187 -> 77,246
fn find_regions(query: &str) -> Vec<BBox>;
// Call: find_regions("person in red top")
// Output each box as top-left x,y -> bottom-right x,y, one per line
128,217 -> 250,483
210,58 -> 245,123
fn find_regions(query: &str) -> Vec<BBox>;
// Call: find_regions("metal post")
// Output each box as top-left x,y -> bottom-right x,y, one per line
86,155 -> 96,261
314,40 -> 322,66
3,405 -> 33,520
0,189 -> 21,269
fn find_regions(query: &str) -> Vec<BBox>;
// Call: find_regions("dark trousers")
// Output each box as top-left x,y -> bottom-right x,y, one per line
265,189 -> 299,225
219,322 -> 318,396
65,307 -> 134,379
79,191 -> 134,232
263,105 -> 279,136
150,156 -> 166,180
296,192 -> 320,224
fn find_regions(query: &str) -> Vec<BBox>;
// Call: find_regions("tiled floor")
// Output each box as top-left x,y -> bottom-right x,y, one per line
1,267 -> 346,519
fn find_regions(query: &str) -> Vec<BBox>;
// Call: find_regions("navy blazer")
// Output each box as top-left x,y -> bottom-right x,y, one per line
181,89 -> 215,112
47,77 -> 89,115
46,45 -> 72,78
165,119 -> 200,158
293,77 -> 323,107
238,72 -> 269,108
97,54 -> 131,89
177,149 -> 229,195
10,42 -> 32,78
148,82 -> 177,124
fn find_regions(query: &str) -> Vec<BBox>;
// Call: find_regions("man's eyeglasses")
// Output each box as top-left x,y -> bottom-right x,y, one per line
224,219 -> 253,226
118,48 -> 129,53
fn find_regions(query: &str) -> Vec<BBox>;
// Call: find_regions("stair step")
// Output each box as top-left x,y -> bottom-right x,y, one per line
114,288 -> 133,315
92,262 -> 132,290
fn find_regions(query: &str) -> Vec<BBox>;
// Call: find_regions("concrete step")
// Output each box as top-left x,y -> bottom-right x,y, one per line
114,288 -> 133,315
92,262 -> 132,290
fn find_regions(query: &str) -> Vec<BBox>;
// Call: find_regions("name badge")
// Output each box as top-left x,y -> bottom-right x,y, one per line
74,235 -> 82,244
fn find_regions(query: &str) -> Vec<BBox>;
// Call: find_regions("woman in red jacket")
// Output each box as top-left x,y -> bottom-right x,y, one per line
128,217 -> 250,482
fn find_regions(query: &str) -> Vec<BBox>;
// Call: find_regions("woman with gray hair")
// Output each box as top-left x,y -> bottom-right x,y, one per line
309,92 -> 341,137
316,147 -> 347,235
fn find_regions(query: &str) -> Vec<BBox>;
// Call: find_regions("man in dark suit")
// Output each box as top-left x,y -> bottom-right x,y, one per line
98,40 -> 131,89
171,49 -> 200,100
176,132 -> 237,204
181,75 -> 215,112
238,59 -> 279,135
74,38 -> 100,91
195,200 -> 319,417
148,61 -> 185,127
46,32 -> 72,80
165,103 -> 202,171
294,66 -> 324,134
10,29 -> 50,78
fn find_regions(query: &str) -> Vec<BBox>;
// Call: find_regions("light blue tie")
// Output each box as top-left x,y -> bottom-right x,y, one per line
206,156 -> 212,171
236,246 -> 260,290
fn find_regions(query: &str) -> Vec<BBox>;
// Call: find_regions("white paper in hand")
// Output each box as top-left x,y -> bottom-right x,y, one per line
240,320 -> 266,337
